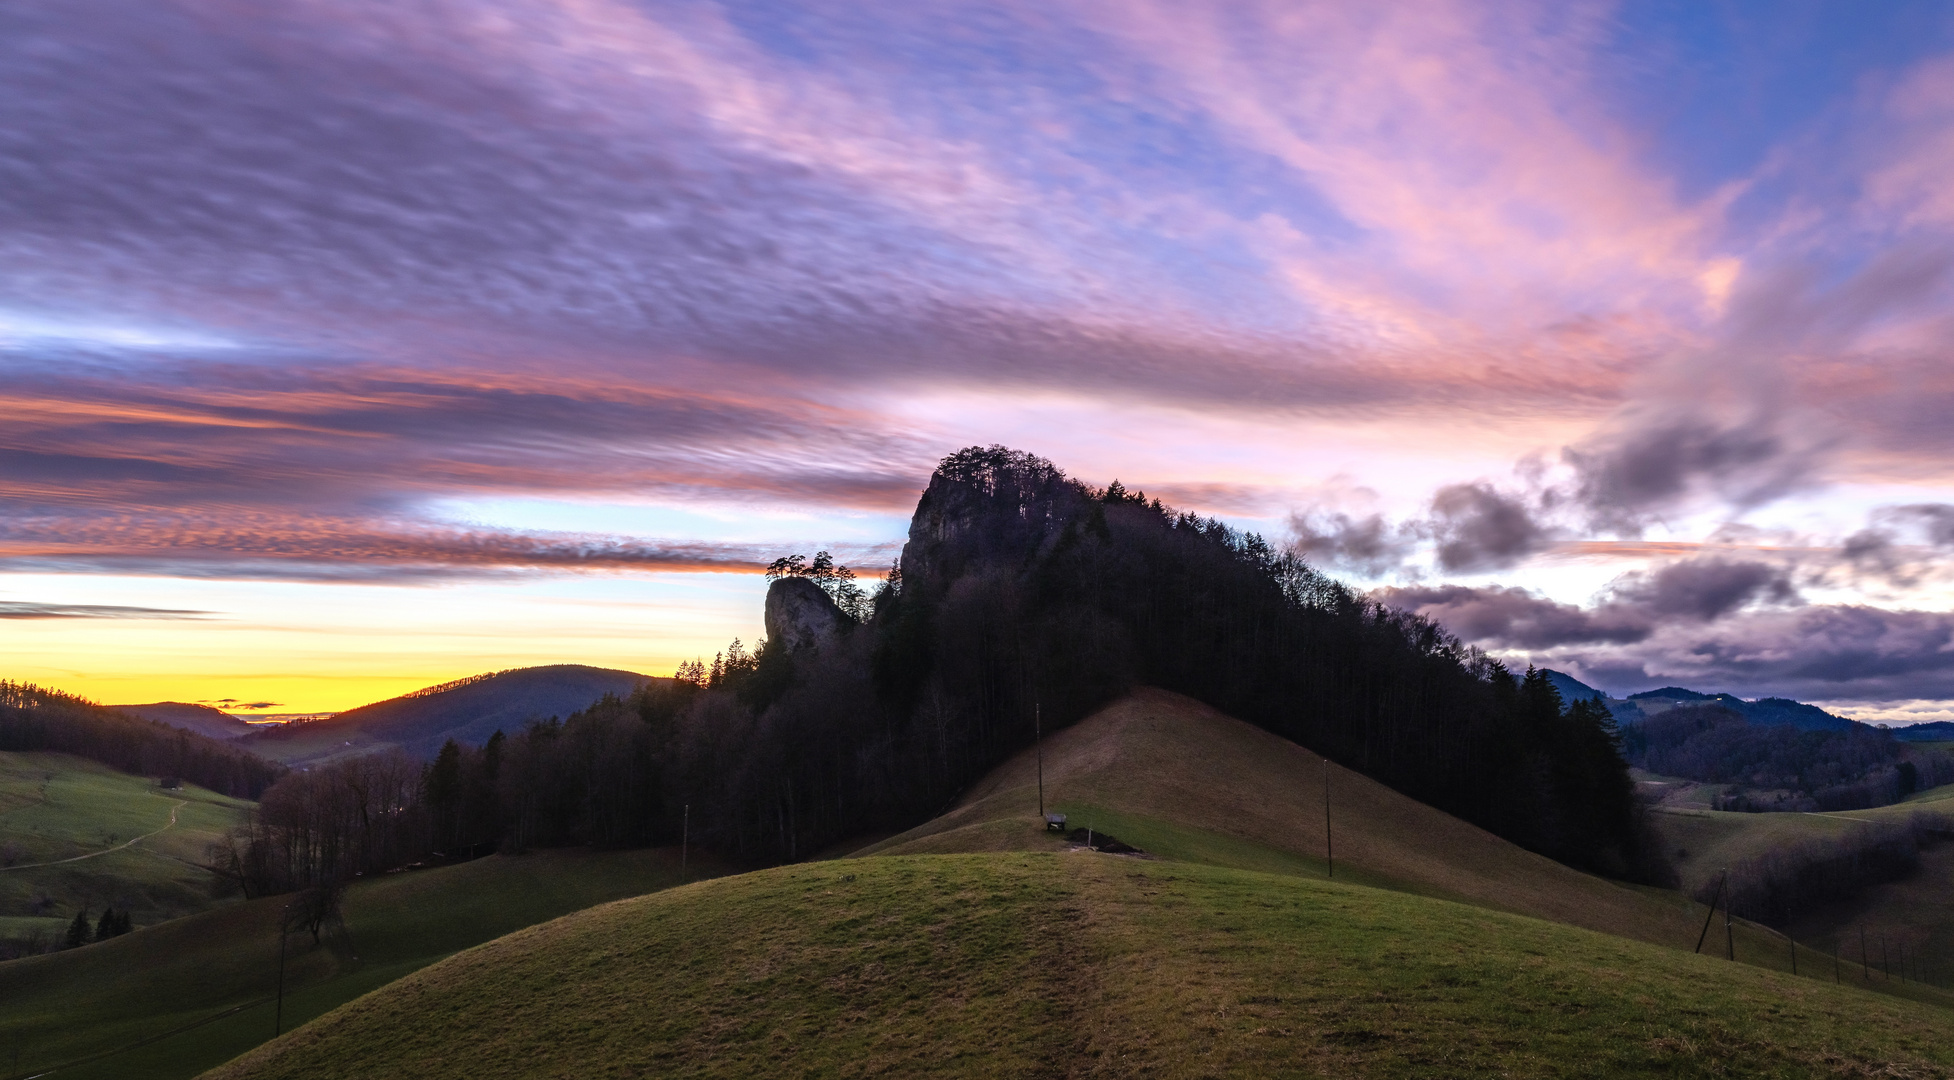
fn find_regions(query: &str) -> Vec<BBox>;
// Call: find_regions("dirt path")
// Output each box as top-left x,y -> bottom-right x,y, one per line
0,795 -> 189,871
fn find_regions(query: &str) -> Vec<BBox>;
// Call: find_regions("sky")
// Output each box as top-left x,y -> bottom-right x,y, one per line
5,1 -> 1954,721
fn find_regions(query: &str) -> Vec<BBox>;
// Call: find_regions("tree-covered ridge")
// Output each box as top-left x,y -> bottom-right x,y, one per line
225,446 -> 1658,894
0,680 -> 282,799
1622,704 -> 1954,811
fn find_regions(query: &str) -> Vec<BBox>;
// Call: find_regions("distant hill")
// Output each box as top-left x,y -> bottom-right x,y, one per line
1627,685 -> 1715,701
109,701 -> 254,741
1895,720 -> 1954,742
1537,671 -> 1859,733
1541,669 -> 1606,704
239,665 -> 654,763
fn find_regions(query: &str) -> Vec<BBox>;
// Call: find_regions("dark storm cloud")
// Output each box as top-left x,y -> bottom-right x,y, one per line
1425,483 -> 1555,572
0,601 -> 209,619
1287,510 -> 1414,577
1561,417 -> 1819,534
1566,606 -> 1954,704
1606,557 -> 1798,621
1378,556 -> 1800,650
1374,584 -> 1653,648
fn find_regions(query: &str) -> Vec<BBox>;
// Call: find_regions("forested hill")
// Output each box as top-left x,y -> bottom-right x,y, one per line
224,447 -> 1655,892
0,681 -> 282,798
869,446 -> 1650,878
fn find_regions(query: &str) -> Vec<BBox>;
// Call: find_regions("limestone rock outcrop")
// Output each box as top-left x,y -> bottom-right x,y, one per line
764,576 -> 846,652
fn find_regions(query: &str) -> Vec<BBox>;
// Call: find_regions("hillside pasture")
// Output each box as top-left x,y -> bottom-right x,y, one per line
204,853 -> 1954,1080
0,751 -> 253,935
0,846 -> 709,1080
861,689 -> 1795,960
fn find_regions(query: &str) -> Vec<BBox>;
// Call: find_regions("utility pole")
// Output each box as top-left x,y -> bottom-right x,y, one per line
1787,932 -> 1797,976
681,803 -> 690,882
1861,927 -> 1869,980
1323,758 -> 1333,880
1695,871 -> 1726,954
1724,884 -> 1734,961
275,901 -> 290,1036
1036,703 -> 1044,820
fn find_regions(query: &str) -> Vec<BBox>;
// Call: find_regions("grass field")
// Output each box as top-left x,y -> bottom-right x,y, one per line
204,852 -> 1954,1080
0,846 -> 713,1080
0,751 -> 254,935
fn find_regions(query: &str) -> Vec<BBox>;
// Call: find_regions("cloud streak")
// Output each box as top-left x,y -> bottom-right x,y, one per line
0,601 -> 209,619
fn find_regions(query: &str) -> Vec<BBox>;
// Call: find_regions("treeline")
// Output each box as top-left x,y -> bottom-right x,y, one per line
208,750 -> 423,894
0,680 -> 282,799
224,446 -> 1658,891
1705,811 -> 1954,927
1621,705 -> 1954,811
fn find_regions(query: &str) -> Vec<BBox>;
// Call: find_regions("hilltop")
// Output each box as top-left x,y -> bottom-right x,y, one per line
859,689 -> 1711,948
109,702 -> 254,741
238,665 -> 652,764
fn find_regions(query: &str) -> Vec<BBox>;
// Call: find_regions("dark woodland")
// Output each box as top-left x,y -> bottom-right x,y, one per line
218,447 -> 1658,895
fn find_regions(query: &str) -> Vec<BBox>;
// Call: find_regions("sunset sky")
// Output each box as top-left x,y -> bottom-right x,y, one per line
6,1 -> 1954,721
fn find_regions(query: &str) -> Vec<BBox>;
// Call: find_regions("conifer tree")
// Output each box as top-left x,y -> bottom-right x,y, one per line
65,909 -> 90,949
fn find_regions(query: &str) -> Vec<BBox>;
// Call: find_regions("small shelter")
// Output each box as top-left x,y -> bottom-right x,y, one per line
1044,813 -> 1067,832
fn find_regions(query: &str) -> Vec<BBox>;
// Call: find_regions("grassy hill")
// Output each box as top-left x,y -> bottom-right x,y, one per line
238,665 -> 651,764
108,703 -> 254,742
201,853 -> 1954,1079
15,688 -> 1952,1077
858,689 -> 1794,959
0,847 -> 709,1080
1646,782 -> 1954,989
0,750 -> 254,943
187,689 -> 1954,1078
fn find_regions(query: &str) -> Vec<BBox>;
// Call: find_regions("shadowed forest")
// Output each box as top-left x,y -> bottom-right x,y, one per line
198,447 -> 1656,896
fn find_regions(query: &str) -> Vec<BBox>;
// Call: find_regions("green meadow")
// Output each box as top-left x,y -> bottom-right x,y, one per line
0,846 -> 707,1079
0,751 -> 254,936
208,852 -> 1954,1080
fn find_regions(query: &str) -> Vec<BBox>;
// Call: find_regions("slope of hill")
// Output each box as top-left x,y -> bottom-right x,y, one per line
0,847 -> 709,1080
1896,719 -> 1954,742
0,750 -> 254,946
859,688 -> 1745,952
110,702 -> 254,741
239,665 -> 653,763
199,853 -> 1954,1080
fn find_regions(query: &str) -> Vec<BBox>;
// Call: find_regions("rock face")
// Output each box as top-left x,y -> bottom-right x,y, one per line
765,577 -> 846,652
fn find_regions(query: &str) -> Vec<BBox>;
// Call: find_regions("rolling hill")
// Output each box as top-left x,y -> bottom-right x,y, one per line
0,750 -> 255,945
0,846 -> 711,1080
109,702 -> 255,741
188,689 -> 1954,1078
238,665 -> 653,764
201,856 -> 1954,1079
